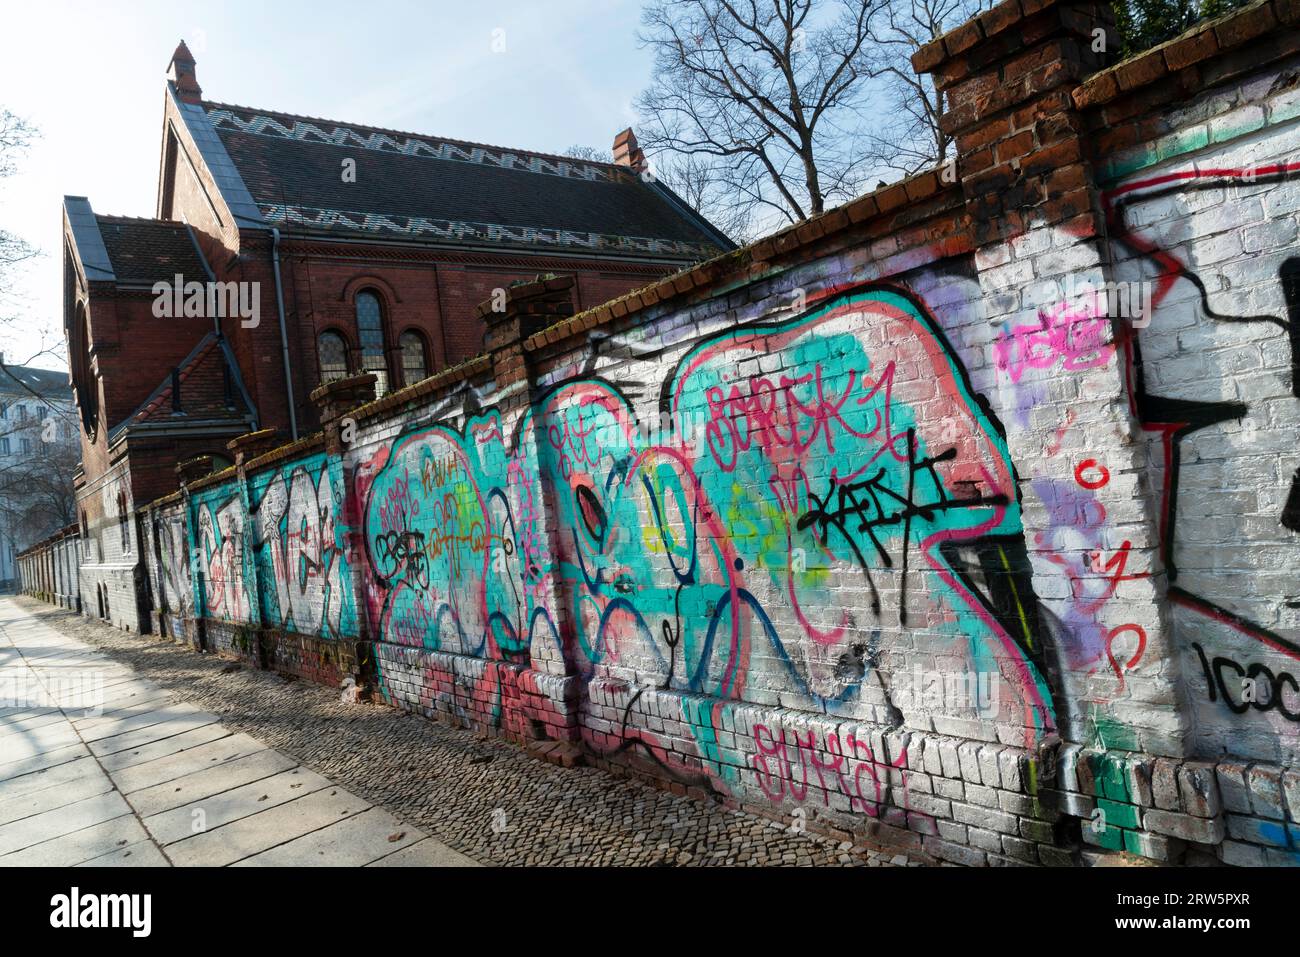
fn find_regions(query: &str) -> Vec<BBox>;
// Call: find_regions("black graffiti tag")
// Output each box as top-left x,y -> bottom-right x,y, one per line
797,427 -> 1009,626
374,528 -> 429,588
1192,642 -> 1300,722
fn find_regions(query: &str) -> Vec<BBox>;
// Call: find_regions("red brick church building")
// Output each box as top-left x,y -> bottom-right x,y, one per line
62,41 -> 731,630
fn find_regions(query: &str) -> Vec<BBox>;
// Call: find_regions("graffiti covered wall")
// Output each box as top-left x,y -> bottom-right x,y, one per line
345,276 -> 1066,817
249,452 -> 357,639
192,479 -> 253,625
142,498 -> 193,638
112,1 -> 1300,866
1101,61 -> 1300,770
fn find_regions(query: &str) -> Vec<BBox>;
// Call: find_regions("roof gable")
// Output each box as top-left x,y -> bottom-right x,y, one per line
124,332 -> 256,431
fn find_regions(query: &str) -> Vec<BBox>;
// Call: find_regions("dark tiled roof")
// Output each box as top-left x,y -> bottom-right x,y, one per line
0,364 -> 71,398
202,103 -> 729,259
129,332 -> 254,425
94,216 -> 208,284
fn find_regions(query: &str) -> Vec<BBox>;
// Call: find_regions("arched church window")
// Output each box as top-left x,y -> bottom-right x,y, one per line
317,330 -> 350,384
400,330 -> 428,387
355,291 -> 389,395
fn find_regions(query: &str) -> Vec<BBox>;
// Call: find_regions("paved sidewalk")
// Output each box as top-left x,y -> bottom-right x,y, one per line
0,599 -> 477,867
8,597 -> 914,867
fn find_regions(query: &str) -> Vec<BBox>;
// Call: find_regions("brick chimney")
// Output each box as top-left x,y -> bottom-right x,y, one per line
167,40 -> 203,104
612,128 -> 647,174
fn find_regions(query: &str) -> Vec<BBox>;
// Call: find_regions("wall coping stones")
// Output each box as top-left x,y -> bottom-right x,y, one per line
1072,0 -> 1286,111
347,355 -> 491,424
242,430 -> 327,475
517,172 -> 961,356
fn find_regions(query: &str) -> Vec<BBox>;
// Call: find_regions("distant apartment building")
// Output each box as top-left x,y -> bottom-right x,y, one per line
0,359 -> 78,589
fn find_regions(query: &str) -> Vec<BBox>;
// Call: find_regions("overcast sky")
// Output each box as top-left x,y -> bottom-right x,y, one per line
0,0 -> 652,370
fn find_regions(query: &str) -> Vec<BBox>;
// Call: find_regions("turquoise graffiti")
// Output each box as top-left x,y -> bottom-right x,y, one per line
359,286 -> 1059,761
546,286 -> 1055,753
359,414 -> 556,661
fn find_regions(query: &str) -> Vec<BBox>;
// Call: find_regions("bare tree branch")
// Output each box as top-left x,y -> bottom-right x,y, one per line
635,0 -> 889,231
863,0 -> 992,178
0,108 -> 41,331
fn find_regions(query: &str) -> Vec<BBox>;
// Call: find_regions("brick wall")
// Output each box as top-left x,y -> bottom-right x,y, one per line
17,526 -> 80,610
139,497 -> 190,639
74,454 -> 147,633
1082,31 -> 1300,770
25,0 -> 1300,866
269,245 -> 696,434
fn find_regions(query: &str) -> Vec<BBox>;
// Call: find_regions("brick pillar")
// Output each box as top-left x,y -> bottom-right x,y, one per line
309,374 -> 378,694
915,0 -> 1191,759
310,373 -> 377,455
227,430 -> 281,662
175,457 -> 215,651
226,429 -> 281,468
176,456 -> 214,485
477,276 -> 584,742
225,433 -> 284,641
480,276 -> 576,391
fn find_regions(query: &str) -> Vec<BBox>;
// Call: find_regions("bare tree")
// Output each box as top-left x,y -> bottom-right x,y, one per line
650,151 -> 756,242
867,0 -> 990,178
0,111 -> 36,265
563,145 -> 614,163
566,142 -> 752,244
0,110 -> 35,180
0,430 -> 78,546
0,109 -> 38,327
635,0 -> 888,230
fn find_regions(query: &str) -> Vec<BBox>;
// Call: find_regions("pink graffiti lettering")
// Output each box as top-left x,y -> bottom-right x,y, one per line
995,300 -> 1114,383
751,723 -> 907,817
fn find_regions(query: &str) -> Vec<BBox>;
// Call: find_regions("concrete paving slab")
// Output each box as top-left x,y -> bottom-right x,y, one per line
0,711 -> 67,739
92,678 -> 164,696
70,674 -> 150,699
74,689 -> 173,722
0,741 -> 89,780
232,806 -> 423,867
0,598 -> 477,868
0,790 -> 132,855
112,733 -> 268,794
367,837 -> 482,867
143,766 -> 331,846
0,714 -> 82,743
0,705 -> 60,721
0,813 -> 151,867
15,647 -> 102,663
0,763 -> 115,826
126,748 -> 297,817
0,723 -> 83,762
0,755 -> 105,803
77,840 -> 172,867
73,684 -> 174,718
79,703 -> 214,743
87,711 -> 222,757
165,788 -> 368,865
97,723 -> 232,773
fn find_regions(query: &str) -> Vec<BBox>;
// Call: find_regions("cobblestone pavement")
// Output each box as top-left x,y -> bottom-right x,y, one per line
16,598 -> 919,867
